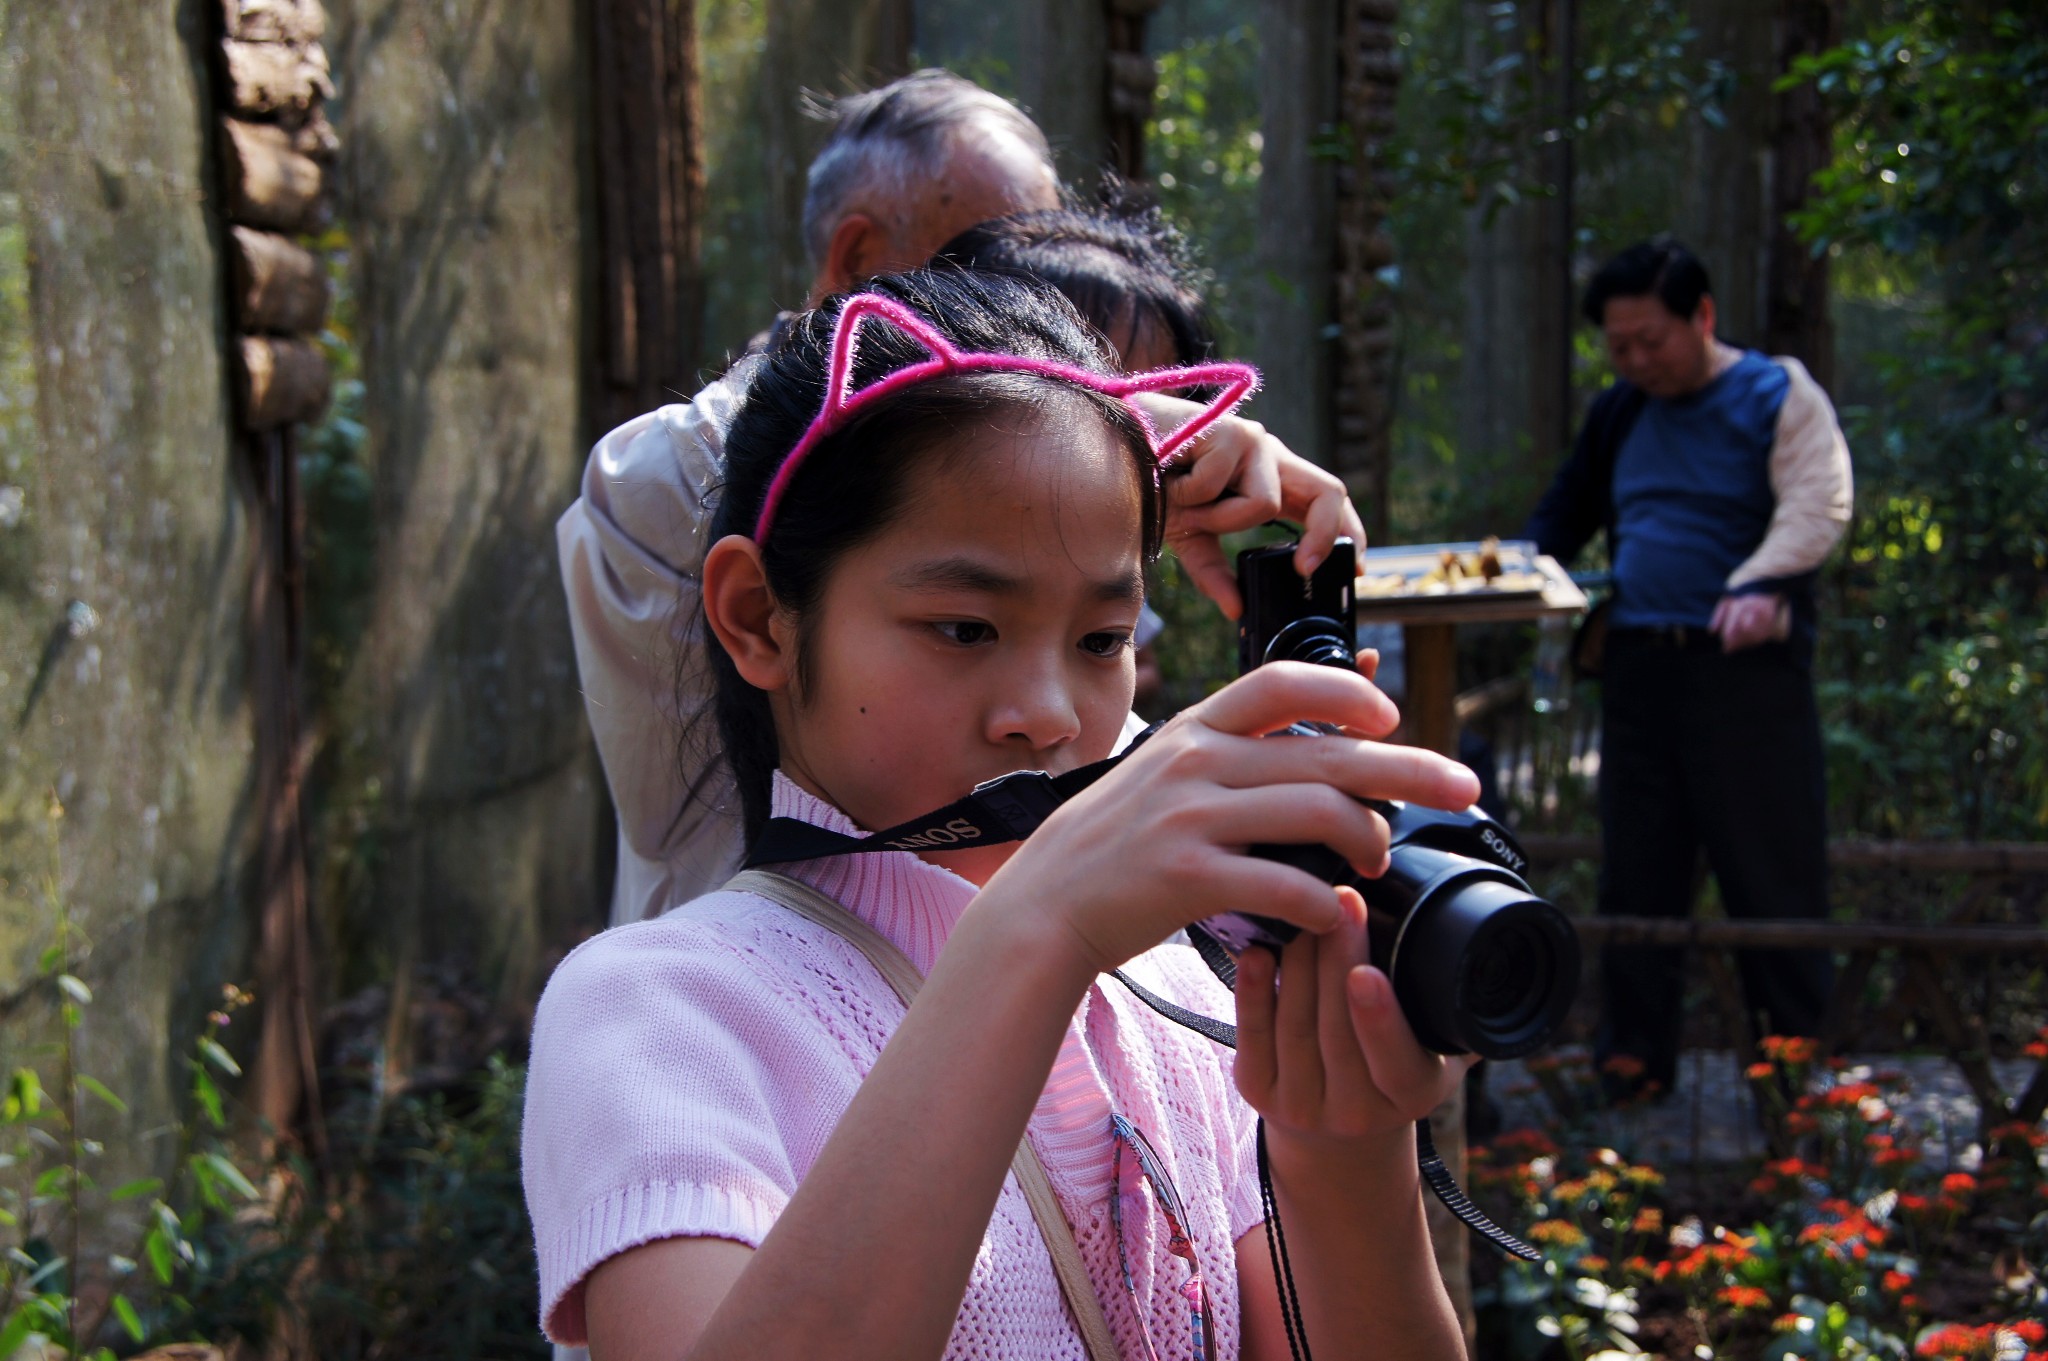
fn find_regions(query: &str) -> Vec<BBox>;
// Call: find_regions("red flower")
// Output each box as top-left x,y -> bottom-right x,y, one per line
1717,1285 -> 1771,1311
1940,1171 -> 1976,1197
1882,1268 -> 1914,1294
1745,1061 -> 1775,1081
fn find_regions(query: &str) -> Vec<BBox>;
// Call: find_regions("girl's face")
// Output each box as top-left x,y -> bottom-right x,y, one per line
771,409 -> 1146,885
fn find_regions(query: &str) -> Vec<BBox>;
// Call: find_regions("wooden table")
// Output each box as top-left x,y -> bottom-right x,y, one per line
1354,559 -> 1587,1347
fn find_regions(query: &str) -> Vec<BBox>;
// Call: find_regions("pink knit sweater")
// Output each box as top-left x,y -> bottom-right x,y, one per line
523,773 -> 1264,1355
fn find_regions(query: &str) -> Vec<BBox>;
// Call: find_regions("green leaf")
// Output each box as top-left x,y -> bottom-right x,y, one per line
191,1066 -> 224,1129
197,1036 -> 242,1077
38,944 -> 64,975
111,1294 -> 144,1343
201,1151 -> 259,1201
77,1075 -> 127,1115
0,1307 -> 38,1359
143,1224 -> 174,1284
110,1177 -> 162,1202
10,1069 -> 44,1118
55,974 -> 91,1005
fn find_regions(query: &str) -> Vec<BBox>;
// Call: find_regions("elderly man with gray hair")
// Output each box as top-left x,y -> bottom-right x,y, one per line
559,69 -> 1360,932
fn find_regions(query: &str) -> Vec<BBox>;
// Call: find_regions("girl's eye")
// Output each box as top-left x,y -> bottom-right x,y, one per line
933,620 -> 995,647
1079,631 -> 1133,658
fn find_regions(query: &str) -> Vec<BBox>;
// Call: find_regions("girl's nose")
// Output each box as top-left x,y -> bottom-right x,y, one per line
986,658 -> 1082,755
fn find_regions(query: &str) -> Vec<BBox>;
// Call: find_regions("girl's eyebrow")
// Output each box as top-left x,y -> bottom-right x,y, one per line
889,557 -> 1145,604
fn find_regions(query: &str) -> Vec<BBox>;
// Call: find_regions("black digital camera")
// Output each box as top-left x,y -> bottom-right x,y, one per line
1199,537 -> 1581,1061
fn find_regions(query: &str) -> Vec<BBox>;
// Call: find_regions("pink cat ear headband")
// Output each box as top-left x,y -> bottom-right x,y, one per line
751,291 -> 1263,542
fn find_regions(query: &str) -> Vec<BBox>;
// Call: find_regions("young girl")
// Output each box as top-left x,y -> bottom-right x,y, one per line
523,268 -> 1480,1361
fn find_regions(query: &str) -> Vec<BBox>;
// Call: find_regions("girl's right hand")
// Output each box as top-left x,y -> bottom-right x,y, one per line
977,660 -> 1482,979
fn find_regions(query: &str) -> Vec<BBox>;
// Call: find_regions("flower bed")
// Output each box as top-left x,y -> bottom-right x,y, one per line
1471,1033 -> 2048,1360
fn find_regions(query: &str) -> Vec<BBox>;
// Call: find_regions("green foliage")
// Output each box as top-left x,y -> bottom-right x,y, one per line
0,796 -> 263,1359
1147,24 -> 1263,350
174,1057 -> 546,1361
1781,3 -> 2048,838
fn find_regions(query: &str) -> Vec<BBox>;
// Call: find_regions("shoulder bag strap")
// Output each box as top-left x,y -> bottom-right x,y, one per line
723,869 -> 1122,1361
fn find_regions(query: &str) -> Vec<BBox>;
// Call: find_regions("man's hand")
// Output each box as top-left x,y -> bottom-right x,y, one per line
1133,393 -> 1366,619
1709,592 -> 1789,652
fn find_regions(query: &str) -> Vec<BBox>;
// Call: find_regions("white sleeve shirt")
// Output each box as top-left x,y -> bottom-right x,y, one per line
557,357 -> 762,927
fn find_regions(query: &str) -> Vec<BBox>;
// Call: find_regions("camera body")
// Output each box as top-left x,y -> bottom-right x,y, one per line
1201,537 -> 1580,1060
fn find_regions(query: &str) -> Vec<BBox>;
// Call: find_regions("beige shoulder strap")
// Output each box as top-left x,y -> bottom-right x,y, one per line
725,869 -> 1120,1361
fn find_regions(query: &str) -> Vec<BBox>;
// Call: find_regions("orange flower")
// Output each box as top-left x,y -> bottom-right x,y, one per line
1622,1255 -> 1655,1277
1580,1254 -> 1609,1274
1940,1171 -> 1976,1197
1602,1054 -> 1648,1080
1882,1268 -> 1914,1294
1717,1285 -> 1771,1311
1745,1061 -> 1776,1081
1529,1219 -> 1587,1249
1761,1035 -> 1818,1064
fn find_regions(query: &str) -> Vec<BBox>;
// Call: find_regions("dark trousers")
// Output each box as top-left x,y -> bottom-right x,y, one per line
1595,630 -> 1834,1093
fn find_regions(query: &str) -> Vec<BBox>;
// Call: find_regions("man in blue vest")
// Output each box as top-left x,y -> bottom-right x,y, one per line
1527,238 -> 1854,1100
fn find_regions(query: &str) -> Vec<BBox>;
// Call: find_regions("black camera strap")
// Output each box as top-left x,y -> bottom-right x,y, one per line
743,756 -> 1131,868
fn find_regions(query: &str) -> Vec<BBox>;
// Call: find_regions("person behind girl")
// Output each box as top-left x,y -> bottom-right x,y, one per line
523,268 -> 1478,1360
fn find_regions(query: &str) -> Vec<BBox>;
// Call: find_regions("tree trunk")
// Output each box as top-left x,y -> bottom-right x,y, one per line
1764,0 -> 1840,387
1016,0 -> 1112,188
1680,0 -> 1774,346
1253,0 -> 1339,468
588,0 -> 707,435
1331,0 -> 1401,542
1105,0 -> 1164,185
1456,0 -> 1571,534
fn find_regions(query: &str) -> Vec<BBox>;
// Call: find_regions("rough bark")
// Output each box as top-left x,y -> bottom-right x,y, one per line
221,118 -> 326,232
1253,0 -> 1339,467
1681,0 -> 1776,344
1105,1 -> 1163,185
229,225 -> 330,335
236,337 -> 332,431
1764,0 -> 1841,387
1015,0 -> 1111,188
1456,0 -> 1572,532
222,37 -> 334,122
221,0 -> 327,45
1332,0 -> 1403,542
589,0 -> 706,434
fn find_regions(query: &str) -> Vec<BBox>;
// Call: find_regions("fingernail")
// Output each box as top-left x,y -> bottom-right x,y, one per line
1299,550 -> 1323,576
1348,966 -> 1380,1009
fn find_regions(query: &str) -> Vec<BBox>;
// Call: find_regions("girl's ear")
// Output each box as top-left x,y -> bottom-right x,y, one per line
703,535 -> 796,692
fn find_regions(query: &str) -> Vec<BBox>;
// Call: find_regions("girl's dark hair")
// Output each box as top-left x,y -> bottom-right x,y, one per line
698,267 -> 1167,841
935,207 -> 1216,369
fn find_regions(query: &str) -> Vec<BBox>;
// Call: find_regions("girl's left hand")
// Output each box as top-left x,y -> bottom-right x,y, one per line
1233,886 -> 1475,1148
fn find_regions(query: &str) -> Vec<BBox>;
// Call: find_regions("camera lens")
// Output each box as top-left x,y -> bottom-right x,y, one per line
1263,617 -> 1356,670
1387,875 -> 1580,1061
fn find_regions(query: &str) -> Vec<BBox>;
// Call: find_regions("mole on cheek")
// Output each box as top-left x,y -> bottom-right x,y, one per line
860,706 -> 867,715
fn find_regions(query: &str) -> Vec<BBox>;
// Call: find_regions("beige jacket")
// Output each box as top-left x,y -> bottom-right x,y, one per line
1725,356 -> 1855,591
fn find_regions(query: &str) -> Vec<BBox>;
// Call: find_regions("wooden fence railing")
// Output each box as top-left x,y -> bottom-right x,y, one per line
1523,835 -> 2048,1135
